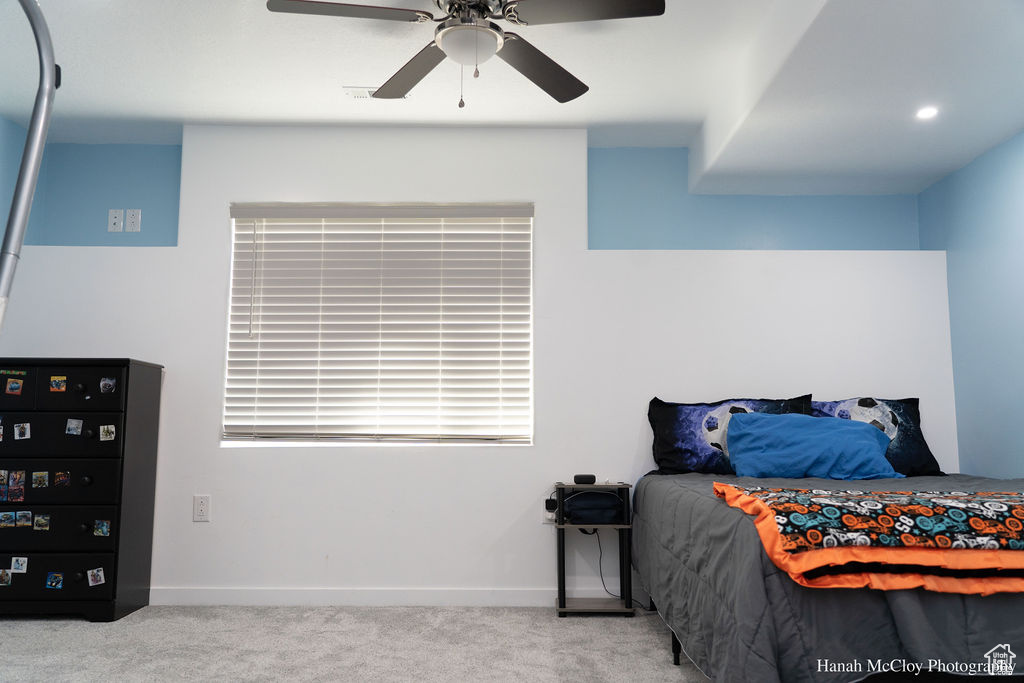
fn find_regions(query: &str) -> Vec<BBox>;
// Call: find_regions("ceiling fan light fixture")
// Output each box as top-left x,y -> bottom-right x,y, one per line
435,18 -> 504,66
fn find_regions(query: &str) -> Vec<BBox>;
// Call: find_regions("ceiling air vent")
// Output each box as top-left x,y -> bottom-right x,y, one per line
343,86 -> 406,99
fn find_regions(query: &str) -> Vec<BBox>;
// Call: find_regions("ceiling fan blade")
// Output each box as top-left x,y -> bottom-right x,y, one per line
497,33 -> 588,103
267,0 -> 433,23
372,42 -> 447,99
504,0 -> 664,25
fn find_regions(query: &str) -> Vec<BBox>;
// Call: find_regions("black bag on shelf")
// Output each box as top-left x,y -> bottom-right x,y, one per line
563,490 -> 623,525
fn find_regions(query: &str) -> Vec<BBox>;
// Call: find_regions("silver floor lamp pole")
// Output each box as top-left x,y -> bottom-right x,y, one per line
0,0 -> 57,331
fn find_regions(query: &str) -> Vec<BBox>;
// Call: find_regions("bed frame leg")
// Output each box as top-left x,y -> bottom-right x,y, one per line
671,631 -> 681,666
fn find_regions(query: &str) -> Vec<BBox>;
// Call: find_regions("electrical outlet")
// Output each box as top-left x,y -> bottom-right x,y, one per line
125,209 -> 142,232
543,498 -> 557,524
108,209 -> 124,232
193,494 -> 211,522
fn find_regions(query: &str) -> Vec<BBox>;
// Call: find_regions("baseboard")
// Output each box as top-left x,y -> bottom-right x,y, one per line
149,587 -> 609,607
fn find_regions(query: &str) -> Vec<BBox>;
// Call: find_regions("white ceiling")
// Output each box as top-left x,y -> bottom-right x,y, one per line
0,0 -> 1022,194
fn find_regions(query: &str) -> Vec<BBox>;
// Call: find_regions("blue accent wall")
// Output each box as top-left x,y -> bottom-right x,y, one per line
2,117 -> 181,247
919,130 -> 1024,477
1,116 -> 27,223
588,147 -> 920,249
24,143 -> 181,246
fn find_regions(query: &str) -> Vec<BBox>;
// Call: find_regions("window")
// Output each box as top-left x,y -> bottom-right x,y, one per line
223,203 -> 533,443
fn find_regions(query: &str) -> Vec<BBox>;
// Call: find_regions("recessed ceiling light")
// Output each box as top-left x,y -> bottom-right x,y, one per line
916,106 -> 939,121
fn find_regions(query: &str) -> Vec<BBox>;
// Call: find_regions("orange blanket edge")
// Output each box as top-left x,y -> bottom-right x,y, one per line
713,482 -> 1024,596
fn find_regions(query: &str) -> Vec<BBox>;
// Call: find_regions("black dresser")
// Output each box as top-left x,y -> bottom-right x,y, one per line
0,358 -> 162,621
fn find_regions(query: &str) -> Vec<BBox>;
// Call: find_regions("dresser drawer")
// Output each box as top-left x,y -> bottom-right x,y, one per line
0,413 -> 123,457
0,505 -> 117,551
0,552 -> 114,601
34,366 -> 125,412
1,459 -> 120,504
0,367 -> 37,411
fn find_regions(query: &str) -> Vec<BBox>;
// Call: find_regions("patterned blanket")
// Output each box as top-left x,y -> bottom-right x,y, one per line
714,483 -> 1024,594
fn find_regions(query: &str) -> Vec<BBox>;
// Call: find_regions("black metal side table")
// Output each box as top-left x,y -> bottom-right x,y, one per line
554,481 -> 634,616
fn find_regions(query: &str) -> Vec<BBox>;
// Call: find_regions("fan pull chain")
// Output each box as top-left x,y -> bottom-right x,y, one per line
459,65 -> 465,108
474,27 -> 480,78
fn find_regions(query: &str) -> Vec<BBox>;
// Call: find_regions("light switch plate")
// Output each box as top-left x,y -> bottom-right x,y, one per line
108,209 -> 124,232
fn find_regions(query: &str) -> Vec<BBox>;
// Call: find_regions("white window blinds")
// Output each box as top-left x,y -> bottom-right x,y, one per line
223,203 -> 533,443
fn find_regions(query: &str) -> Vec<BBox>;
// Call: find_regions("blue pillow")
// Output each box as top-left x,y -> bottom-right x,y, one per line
811,397 -> 942,476
728,412 -> 903,480
648,395 -> 812,474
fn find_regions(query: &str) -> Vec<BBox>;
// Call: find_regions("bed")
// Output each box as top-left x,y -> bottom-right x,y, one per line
632,472 -> 1024,682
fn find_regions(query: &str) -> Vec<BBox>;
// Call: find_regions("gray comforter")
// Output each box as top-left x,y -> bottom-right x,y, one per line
632,473 -> 1024,682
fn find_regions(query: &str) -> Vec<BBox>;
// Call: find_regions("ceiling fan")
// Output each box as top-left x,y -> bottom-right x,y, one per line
266,0 -> 665,103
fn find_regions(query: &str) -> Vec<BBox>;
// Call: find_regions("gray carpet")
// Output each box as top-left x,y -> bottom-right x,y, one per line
0,606 -> 706,682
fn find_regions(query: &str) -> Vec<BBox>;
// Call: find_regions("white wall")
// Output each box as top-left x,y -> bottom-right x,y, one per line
0,125 -> 958,605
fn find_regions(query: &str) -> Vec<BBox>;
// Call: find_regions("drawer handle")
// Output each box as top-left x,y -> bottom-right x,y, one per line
79,522 -> 92,533
74,571 -> 86,583
74,383 -> 86,392
81,475 -> 93,486
84,428 -> 95,439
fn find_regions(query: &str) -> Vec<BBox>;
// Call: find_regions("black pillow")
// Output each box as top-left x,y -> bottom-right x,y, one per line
810,397 -> 943,476
648,395 -> 812,474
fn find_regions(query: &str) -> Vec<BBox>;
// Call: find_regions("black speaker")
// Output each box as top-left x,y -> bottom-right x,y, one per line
573,474 -> 597,485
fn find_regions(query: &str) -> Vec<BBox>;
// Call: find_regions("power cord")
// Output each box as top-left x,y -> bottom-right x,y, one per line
579,528 -> 647,609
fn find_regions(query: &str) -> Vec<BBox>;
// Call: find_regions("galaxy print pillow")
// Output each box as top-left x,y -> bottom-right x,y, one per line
810,397 -> 943,476
648,395 -> 812,475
